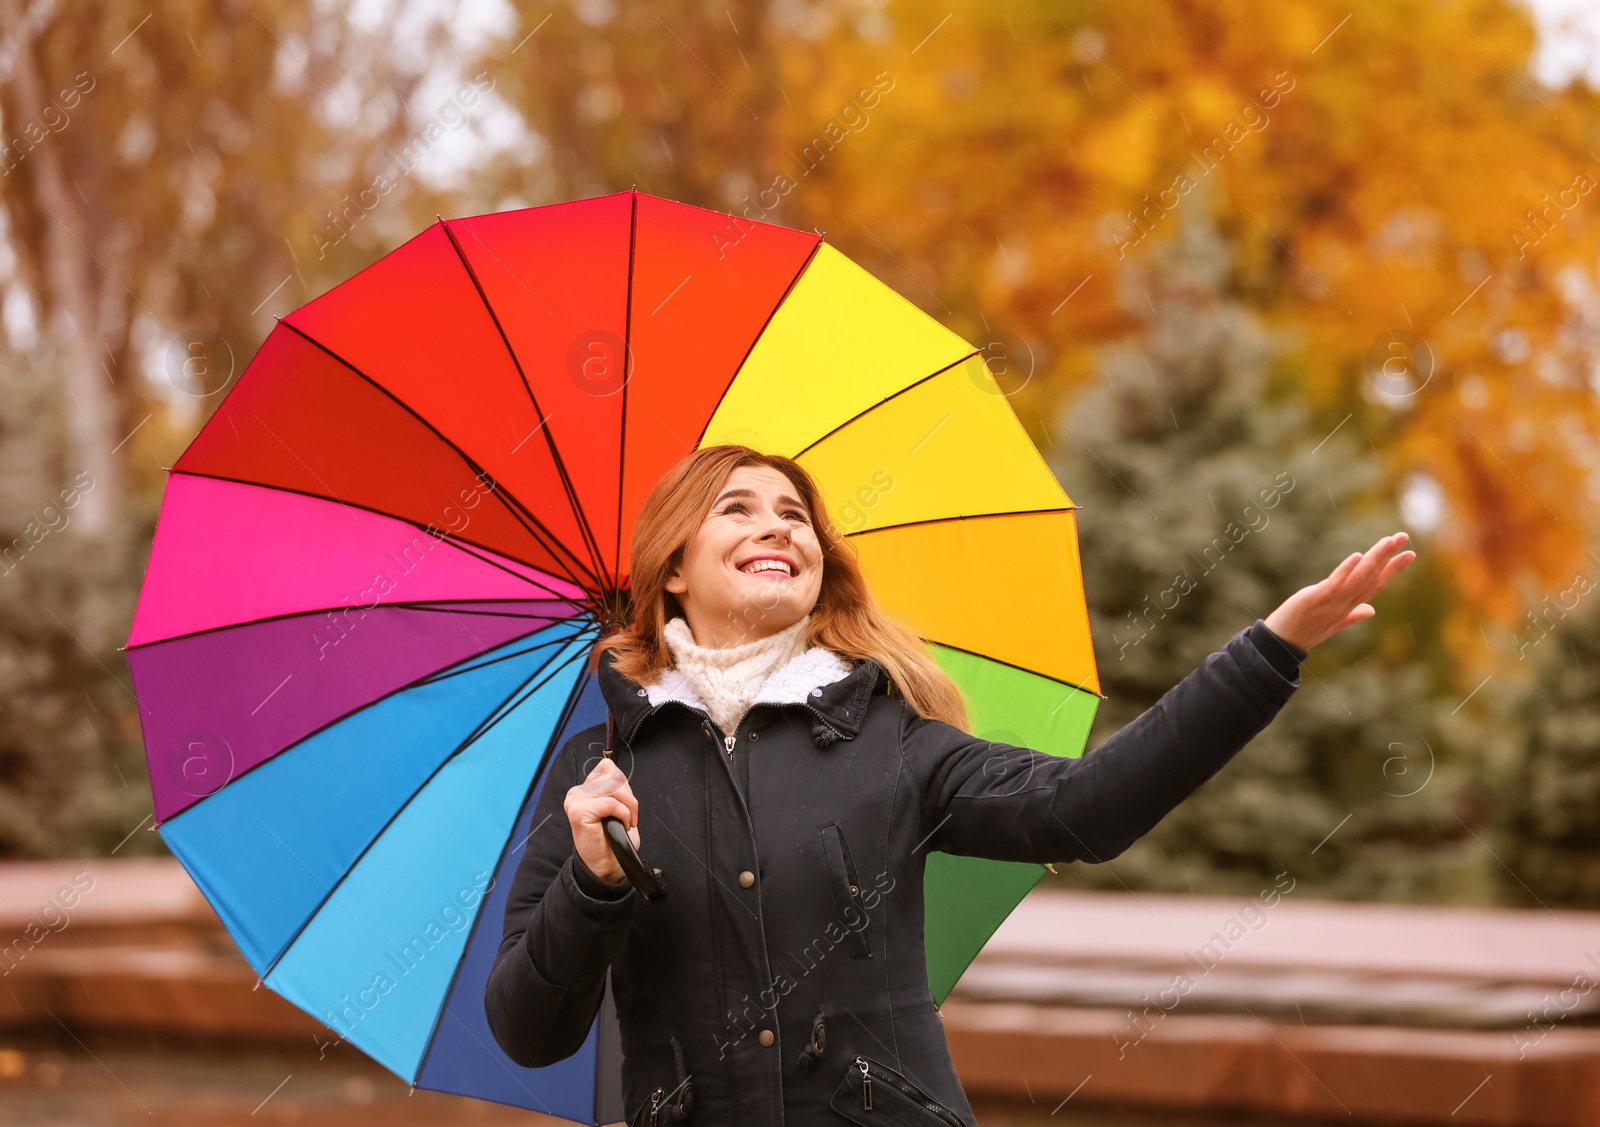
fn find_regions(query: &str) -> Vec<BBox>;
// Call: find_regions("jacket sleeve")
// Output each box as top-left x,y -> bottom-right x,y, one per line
483,729 -> 638,1068
913,620 -> 1303,864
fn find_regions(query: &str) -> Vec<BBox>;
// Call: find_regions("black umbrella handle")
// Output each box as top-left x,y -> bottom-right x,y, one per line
600,815 -> 666,902
600,710 -> 667,902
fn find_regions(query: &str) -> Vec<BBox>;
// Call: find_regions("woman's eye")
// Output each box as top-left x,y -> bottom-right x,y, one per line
719,501 -> 807,520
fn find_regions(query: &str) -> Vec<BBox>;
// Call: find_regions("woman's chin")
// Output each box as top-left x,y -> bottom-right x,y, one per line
716,591 -> 814,630
730,571 -> 798,599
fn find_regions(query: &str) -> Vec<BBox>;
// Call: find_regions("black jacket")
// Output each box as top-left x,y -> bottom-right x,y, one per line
484,620 -> 1305,1126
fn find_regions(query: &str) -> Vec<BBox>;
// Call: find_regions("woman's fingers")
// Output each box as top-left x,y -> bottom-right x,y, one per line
562,758 -> 646,884
1347,535 -> 1400,587
583,757 -> 623,791
1342,603 -> 1376,629
581,758 -> 638,826
1330,550 -> 1363,585
1354,536 -> 1415,601
1363,553 -> 1414,602
1336,533 -> 1412,603
587,796 -> 635,829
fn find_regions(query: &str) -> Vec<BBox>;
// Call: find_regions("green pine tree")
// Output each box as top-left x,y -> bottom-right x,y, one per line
0,352 -> 156,858
1500,560 -> 1600,907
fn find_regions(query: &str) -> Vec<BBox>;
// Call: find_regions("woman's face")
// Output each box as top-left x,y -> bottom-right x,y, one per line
664,464 -> 826,647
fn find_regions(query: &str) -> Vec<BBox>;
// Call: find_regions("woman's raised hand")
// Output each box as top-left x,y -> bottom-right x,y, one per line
1263,531 -> 1417,652
565,758 -> 640,885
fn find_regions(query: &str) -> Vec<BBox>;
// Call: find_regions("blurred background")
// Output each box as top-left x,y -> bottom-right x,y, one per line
5,0 -> 1600,1123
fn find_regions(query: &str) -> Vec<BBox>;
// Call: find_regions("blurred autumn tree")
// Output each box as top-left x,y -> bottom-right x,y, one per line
1043,206 -> 1502,903
470,0 -> 1600,686
0,0 -> 447,529
1500,566 -> 1600,906
0,0 -> 449,855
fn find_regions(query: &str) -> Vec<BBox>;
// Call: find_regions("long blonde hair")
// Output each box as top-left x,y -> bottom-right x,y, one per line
590,445 -> 970,731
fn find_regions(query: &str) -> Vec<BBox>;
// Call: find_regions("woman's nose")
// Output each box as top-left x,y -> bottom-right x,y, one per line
755,510 -> 791,540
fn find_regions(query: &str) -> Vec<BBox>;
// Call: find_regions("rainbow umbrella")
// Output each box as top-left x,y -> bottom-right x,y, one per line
125,190 -> 1100,1122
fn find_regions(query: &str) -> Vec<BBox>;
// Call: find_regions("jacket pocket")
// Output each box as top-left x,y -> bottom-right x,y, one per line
818,822 -> 871,959
829,1054 -> 966,1127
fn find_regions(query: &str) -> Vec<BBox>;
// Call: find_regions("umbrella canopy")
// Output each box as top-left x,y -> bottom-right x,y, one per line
125,189 -> 1101,1123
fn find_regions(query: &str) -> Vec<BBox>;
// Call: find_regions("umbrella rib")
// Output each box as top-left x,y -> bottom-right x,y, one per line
918,636 -> 1105,701
612,189 -> 638,587
789,349 -> 980,460
253,636 -> 597,984
415,625 -> 598,689
486,490 -> 606,601
152,625 -> 598,829
426,534 -> 586,601
277,321 -> 601,593
421,1010 -> 560,1110
692,234 -> 825,448
283,321 -> 599,593
409,667 -> 595,1092
437,218 -> 615,593
126,588 -> 582,653
401,601 -> 581,621
846,509 -> 1101,701
450,631 -> 597,743
153,466 -> 582,602
843,505 -> 1078,537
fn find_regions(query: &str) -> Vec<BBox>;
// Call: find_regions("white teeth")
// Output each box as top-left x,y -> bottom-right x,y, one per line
740,559 -> 793,577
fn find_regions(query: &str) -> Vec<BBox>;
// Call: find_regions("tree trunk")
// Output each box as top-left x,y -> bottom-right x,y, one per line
1,0 -> 120,534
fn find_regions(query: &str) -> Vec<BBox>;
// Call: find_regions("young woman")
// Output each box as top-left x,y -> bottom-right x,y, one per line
484,445 -> 1414,1127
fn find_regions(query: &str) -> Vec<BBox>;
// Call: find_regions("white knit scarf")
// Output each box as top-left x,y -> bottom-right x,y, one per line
655,613 -> 814,737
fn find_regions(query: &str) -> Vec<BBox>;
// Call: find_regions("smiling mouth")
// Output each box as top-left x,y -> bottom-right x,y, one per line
737,558 -> 797,578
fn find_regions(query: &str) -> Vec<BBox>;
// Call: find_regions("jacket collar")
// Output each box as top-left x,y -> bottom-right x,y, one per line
597,641 -> 885,747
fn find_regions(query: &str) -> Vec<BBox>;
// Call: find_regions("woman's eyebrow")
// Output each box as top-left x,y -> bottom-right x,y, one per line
713,488 -> 806,508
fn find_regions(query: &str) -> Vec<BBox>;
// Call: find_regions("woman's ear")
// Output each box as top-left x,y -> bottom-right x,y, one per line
664,567 -> 686,595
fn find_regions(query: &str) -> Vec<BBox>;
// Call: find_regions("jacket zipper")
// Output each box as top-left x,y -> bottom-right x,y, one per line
837,827 -> 862,898
802,700 -> 846,741
698,716 -> 754,824
851,1055 -> 963,1126
821,823 -> 871,958
631,1086 -> 664,1127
